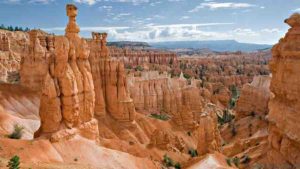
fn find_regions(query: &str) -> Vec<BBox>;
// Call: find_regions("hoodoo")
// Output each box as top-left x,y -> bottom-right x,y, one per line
33,4 -> 98,141
267,13 -> 300,168
2,2 -> 299,169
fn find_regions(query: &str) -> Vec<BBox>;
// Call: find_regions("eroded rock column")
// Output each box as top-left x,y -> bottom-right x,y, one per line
267,13 -> 300,169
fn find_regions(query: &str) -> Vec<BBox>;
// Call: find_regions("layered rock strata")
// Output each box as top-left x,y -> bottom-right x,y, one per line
127,71 -> 203,129
19,30 -> 52,91
32,4 -> 98,141
109,46 -> 177,66
0,30 -> 29,83
88,32 -> 136,122
235,75 -> 271,120
267,13 -> 300,169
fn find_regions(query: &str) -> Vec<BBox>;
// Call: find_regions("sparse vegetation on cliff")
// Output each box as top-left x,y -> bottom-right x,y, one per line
218,109 -> 235,125
226,157 -> 240,167
150,113 -> 170,121
163,155 -> 181,169
8,125 -> 24,139
229,85 -> 240,109
7,155 -> 20,169
188,148 -> 198,157
135,65 -> 144,71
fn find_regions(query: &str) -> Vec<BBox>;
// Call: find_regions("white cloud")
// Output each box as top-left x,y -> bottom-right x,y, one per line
42,26 -> 130,32
233,28 -> 259,36
293,8 -> 300,12
29,0 -> 54,4
261,28 -> 280,33
98,0 -> 149,5
5,0 -> 21,3
99,5 -> 113,11
180,16 -> 190,20
73,0 -> 98,5
190,2 -> 256,12
43,24 -> 284,44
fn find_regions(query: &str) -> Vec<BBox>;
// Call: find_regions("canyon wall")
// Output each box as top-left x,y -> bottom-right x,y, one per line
235,75 -> 270,120
0,30 -> 29,83
88,32 -> 136,122
267,13 -> 300,169
19,30 -> 52,91
109,46 -> 177,66
127,71 -> 204,129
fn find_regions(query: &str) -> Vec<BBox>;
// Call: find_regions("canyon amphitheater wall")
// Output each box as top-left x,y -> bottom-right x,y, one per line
109,46 -> 177,67
267,13 -> 300,169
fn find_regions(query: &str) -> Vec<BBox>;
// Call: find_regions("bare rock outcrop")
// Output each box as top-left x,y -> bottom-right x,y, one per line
266,13 -> 300,169
196,104 -> 222,156
32,4 -> 98,141
109,46 -> 177,66
235,75 -> 271,120
149,129 -> 185,152
19,30 -> 51,91
127,71 -> 203,129
0,30 -> 29,83
88,32 -> 136,122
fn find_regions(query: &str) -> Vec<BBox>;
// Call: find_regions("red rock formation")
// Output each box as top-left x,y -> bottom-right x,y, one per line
235,76 -> 270,120
0,30 -> 29,83
0,33 -> 10,51
128,71 -> 204,129
196,104 -> 222,156
33,4 -> 98,141
88,32 -> 135,122
109,46 -> 177,66
149,129 -> 185,152
19,30 -> 52,91
266,13 -> 300,169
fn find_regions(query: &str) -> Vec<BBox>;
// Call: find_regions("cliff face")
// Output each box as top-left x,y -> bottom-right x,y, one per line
109,46 -> 177,66
89,32 -> 136,122
196,104 -> 222,156
127,71 -> 203,129
19,30 -> 51,91
235,76 -> 271,120
267,13 -> 300,168
0,30 -> 29,83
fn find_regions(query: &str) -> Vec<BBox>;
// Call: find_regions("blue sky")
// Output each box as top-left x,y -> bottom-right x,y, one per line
0,0 -> 299,44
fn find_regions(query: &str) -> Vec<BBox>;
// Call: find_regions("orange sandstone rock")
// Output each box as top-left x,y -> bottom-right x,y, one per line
235,76 -> 270,120
267,13 -> 300,169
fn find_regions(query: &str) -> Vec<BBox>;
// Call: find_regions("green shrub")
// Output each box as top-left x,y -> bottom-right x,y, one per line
163,155 -> 181,169
188,149 -> 198,158
125,65 -> 132,69
150,114 -> 169,121
7,155 -> 20,169
226,158 -> 232,166
174,162 -> 181,169
232,157 -> 240,167
241,155 -> 251,164
135,65 -> 144,71
183,73 -> 191,79
228,85 -> 240,109
218,109 -> 235,125
8,125 -> 24,139
163,154 -> 174,167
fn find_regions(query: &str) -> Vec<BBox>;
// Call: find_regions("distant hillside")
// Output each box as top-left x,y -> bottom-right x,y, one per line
149,40 -> 272,52
107,41 -> 150,48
